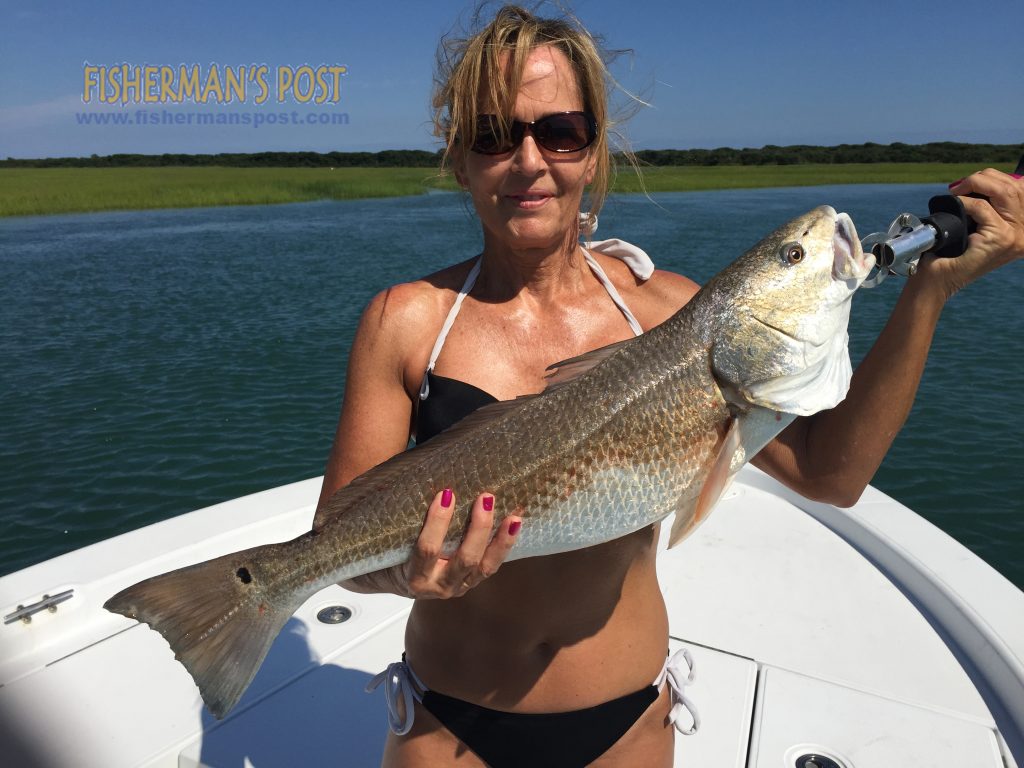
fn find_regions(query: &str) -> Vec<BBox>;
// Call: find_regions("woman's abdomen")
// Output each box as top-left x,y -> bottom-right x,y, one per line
404,525 -> 669,712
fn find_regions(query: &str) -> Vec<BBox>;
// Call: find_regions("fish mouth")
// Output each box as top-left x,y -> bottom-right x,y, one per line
832,212 -> 874,282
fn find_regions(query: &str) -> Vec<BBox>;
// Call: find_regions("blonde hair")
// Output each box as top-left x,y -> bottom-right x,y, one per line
433,3 -> 625,221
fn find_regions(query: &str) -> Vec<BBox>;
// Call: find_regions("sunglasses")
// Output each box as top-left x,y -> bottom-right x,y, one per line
470,111 -> 598,155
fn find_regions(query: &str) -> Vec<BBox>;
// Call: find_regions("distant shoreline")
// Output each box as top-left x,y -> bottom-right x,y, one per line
1,162 -> 1016,218
3,142 -> 1021,169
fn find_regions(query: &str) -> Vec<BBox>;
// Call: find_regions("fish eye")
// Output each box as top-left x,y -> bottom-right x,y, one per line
781,243 -> 804,265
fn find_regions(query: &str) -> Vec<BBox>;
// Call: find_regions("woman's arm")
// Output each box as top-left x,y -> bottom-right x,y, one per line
315,286 -> 416,519
754,169 -> 1024,505
316,284 -> 520,597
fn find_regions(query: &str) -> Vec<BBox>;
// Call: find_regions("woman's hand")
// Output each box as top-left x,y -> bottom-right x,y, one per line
920,169 -> 1024,299
344,490 -> 522,599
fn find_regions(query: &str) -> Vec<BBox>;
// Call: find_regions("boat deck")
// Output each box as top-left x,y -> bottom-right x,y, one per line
1,469 -> 1021,767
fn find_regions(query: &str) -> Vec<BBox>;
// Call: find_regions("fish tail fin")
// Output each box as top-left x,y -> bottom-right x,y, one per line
103,545 -> 303,719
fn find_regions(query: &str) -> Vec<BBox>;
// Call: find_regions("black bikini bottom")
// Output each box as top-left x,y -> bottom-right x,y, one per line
420,683 -> 660,768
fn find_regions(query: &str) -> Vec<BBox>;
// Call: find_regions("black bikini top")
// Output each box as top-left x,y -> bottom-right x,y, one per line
415,372 -> 499,445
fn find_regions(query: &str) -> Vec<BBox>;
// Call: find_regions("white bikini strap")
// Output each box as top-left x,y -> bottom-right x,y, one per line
365,658 -> 429,736
581,250 -> 644,337
581,210 -> 653,338
419,258 -> 482,401
655,647 -> 701,736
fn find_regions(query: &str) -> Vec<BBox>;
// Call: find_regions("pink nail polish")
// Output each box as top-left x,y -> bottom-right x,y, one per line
441,488 -> 453,508
483,495 -> 494,512
1011,173 -> 1023,180
948,178 -> 965,189
508,520 -> 521,536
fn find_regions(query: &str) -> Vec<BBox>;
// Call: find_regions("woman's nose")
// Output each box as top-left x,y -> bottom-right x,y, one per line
512,133 -> 545,174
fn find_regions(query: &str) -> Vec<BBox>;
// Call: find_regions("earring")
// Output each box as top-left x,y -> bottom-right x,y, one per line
578,211 -> 598,238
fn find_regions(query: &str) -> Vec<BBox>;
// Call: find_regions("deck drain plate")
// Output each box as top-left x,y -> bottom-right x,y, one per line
795,755 -> 844,768
316,605 -> 353,624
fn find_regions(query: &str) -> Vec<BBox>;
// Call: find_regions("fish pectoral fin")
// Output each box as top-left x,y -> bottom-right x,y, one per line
666,496 -> 698,549
668,417 -> 741,548
542,337 -> 636,392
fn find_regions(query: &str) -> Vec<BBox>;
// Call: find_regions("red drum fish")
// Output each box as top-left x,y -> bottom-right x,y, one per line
105,206 -> 873,718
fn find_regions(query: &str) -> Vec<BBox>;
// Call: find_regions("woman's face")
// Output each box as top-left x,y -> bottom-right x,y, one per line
454,44 -> 597,252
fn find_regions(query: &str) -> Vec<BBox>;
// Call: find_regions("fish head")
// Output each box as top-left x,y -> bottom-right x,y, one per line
707,205 -> 874,416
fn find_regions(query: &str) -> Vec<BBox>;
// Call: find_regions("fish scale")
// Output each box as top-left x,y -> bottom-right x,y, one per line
104,205 -> 873,718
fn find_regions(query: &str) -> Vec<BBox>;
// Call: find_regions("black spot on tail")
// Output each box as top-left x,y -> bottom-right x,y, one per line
236,567 -> 252,584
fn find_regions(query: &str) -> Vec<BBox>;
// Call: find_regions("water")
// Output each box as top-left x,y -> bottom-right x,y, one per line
1,186 -> 1021,588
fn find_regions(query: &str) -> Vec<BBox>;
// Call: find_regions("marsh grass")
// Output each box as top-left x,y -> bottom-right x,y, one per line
0,162 -> 1009,217
0,167 -> 460,217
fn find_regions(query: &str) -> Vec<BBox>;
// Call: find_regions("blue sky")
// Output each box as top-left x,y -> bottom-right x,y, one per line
1,0 -> 1021,159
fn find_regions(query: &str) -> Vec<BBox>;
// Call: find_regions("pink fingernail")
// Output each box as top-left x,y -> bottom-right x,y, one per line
441,488 -> 453,508
508,520 -> 521,536
483,495 -> 494,512
948,178 -> 965,189
1011,173 -> 1023,180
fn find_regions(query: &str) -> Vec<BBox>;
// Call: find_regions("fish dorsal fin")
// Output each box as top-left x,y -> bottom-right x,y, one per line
668,417 -> 740,548
543,337 -> 636,393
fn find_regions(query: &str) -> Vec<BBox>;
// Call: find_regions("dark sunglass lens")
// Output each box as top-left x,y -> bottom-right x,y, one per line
471,115 -> 504,153
471,113 -> 594,154
535,114 -> 592,151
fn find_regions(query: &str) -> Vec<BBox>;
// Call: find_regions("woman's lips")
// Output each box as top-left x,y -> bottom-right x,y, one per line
507,192 -> 552,210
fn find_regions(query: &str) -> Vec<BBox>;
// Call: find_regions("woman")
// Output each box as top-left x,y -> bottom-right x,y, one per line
315,6 -> 1024,767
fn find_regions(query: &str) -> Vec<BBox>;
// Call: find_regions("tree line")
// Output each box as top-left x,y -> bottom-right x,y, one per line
2,142 -> 1021,168
632,142 -> 1023,166
0,150 -> 443,168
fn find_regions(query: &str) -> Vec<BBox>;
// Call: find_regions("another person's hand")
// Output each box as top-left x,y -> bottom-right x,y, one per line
919,169 -> 1023,298
344,490 -> 522,599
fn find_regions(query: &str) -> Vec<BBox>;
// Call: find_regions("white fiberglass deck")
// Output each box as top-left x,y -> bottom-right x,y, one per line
1,468 -> 1021,767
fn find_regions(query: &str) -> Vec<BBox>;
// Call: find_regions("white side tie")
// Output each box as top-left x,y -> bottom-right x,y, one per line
656,647 -> 701,735
365,659 -> 427,736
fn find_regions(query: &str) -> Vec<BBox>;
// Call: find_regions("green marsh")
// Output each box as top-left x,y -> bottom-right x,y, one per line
0,162 -> 1010,217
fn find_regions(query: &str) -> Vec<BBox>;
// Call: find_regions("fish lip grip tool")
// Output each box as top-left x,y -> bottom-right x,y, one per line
859,194 -> 974,288
860,154 -> 1023,289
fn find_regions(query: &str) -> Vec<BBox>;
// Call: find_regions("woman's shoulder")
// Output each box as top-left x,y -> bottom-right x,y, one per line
352,257 -> 479,382
587,249 -> 701,327
644,268 -> 701,304
361,257 -> 478,332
